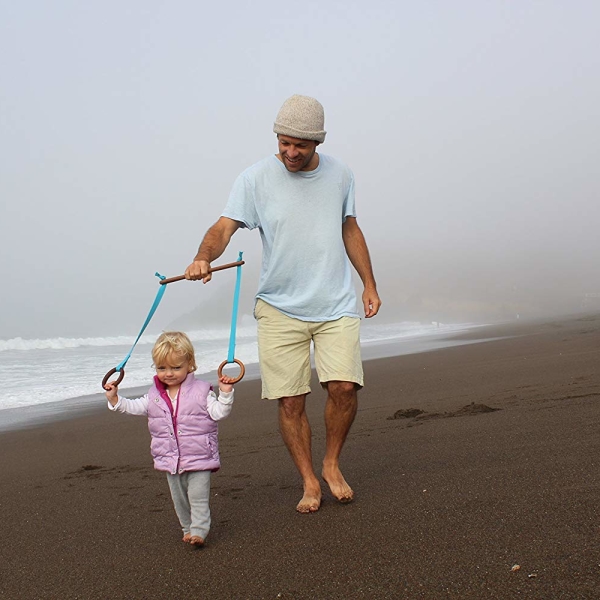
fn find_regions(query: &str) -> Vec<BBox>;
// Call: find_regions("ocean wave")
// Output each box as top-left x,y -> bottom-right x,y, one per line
0,320 -> 480,413
0,324 -> 258,352
0,321 -> 468,352
360,320 -> 473,344
0,339 -> 261,411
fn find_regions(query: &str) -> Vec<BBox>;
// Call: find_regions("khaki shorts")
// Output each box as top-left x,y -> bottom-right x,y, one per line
255,299 -> 364,400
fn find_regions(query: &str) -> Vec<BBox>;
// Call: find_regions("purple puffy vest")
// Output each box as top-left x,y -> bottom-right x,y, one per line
146,374 -> 220,474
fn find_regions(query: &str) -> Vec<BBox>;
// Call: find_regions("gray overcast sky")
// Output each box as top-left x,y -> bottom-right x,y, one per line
1,1 -> 599,338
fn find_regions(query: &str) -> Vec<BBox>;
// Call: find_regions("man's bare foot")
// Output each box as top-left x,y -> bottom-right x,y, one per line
296,482 -> 322,514
189,536 -> 205,547
322,464 -> 354,503
182,533 -> 192,543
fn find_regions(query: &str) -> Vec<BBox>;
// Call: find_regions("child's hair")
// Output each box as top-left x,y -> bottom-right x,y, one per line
152,332 -> 197,372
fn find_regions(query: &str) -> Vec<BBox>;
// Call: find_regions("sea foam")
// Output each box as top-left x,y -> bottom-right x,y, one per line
0,320 -> 474,412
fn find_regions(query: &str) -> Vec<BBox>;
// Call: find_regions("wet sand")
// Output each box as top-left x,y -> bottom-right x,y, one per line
1,314 -> 599,599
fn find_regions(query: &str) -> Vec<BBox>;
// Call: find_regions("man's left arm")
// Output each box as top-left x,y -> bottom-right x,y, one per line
342,217 -> 382,318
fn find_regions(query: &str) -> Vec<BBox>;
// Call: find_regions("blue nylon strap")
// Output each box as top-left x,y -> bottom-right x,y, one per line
115,272 -> 167,372
226,251 -> 244,363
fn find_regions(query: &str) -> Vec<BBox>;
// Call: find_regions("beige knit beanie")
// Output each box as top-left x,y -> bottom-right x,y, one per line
273,95 -> 327,143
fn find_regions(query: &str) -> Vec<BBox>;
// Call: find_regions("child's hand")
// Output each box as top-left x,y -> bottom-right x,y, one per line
218,375 -> 234,394
104,382 -> 119,406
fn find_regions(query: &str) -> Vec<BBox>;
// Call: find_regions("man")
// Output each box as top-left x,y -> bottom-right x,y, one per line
185,95 -> 381,513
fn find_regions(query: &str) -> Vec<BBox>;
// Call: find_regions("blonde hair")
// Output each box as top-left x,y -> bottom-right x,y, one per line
152,332 -> 197,372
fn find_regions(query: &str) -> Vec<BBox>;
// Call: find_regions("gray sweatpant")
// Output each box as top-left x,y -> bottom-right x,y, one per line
166,470 -> 211,540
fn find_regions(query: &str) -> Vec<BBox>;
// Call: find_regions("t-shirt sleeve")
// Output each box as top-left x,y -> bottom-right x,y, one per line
222,172 -> 260,230
342,169 -> 357,221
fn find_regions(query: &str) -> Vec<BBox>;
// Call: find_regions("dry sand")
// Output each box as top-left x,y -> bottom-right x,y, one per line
1,314 -> 599,599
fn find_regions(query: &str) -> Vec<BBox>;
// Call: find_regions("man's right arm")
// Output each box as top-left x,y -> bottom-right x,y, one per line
185,217 -> 241,283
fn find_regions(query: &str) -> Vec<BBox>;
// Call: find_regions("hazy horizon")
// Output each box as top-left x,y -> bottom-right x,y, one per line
2,1 -> 599,340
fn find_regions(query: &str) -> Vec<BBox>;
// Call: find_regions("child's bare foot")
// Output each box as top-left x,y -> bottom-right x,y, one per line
182,533 -> 192,543
189,536 -> 205,547
322,464 -> 354,503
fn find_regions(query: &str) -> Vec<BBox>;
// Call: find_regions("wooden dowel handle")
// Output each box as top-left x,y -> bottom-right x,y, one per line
160,260 -> 245,285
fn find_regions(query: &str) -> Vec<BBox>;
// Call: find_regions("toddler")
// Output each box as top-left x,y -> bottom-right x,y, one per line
104,331 -> 235,546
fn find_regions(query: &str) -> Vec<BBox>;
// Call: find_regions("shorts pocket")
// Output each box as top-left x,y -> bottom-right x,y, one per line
254,298 -> 267,320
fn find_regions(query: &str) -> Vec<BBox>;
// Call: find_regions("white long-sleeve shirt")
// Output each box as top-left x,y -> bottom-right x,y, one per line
108,388 -> 234,421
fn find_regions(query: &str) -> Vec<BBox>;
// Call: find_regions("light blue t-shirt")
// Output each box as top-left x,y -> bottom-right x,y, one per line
222,153 -> 359,321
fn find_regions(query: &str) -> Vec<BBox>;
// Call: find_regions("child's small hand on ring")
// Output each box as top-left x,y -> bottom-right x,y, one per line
218,375 -> 235,392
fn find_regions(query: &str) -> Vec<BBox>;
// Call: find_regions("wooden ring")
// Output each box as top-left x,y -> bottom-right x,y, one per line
217,358 -> 245,384
102,367 -> 125,389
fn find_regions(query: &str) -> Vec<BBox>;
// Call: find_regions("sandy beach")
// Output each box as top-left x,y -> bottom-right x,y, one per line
1,314 -> 599,599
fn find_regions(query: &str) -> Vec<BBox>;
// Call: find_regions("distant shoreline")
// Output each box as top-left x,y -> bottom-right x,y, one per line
0,327 -> 492,433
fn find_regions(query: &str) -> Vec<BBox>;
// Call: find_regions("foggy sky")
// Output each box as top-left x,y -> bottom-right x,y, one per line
1,1 -> 599,339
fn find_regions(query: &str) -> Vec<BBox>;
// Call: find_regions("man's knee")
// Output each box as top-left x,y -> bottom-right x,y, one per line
278,395 -> 307,419
326,381 -> 358,401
